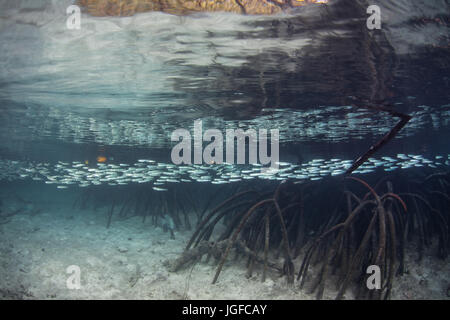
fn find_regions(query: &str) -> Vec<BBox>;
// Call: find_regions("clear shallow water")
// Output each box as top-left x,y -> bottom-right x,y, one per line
0,0 -> 449,301
0,0 -> 449,174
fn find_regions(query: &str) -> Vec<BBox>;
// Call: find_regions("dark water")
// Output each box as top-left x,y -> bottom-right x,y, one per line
0,0 -> 449,300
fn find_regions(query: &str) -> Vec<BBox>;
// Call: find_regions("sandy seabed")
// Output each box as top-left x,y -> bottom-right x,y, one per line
0,191 -> 449,300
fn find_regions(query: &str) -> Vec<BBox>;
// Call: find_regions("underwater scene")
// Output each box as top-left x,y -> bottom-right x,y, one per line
0,0 -> 449,300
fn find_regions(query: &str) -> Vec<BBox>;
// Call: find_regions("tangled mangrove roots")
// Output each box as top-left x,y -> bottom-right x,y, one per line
166,239 -> 283,274
169,170 -> 449,299
172,180 -> 322,285
69,168 -> 449,299
399,171 -> 450,260
297,177 -> 408,300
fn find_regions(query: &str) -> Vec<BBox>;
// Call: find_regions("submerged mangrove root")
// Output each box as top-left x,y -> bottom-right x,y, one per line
74,168 -> 447,300
297,176 -> 407,300
166,239 -> 283,274
175,181 -> 302,285
169,172 -> 449,299
345,103 -> 411,175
